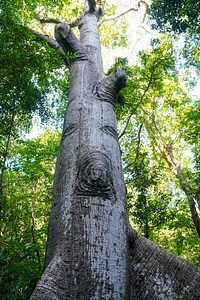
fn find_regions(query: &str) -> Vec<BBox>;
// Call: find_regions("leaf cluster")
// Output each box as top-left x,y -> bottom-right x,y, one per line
148,0 -> 200,35
148,0 -> 200,72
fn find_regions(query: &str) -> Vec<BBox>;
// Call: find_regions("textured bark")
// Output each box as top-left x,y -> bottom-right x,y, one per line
31,1 -> 200,299
31,3 -> 128,299
128,231 -> 200,299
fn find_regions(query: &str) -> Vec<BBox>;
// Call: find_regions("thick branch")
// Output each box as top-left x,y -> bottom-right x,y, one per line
110,68 -> 127,91
84,0 -> 104,20
96,68 -> 126,104
55,22 -> 88,62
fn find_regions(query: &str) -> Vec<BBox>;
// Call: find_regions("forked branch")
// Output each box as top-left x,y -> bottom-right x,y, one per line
98,6 -> 139,28
88,0 -> 96,13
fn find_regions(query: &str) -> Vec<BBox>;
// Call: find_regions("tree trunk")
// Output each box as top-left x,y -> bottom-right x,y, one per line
31,3 -> 128,299
146,125 -> 200,238
0,101 -> 16,197
31,1 -> 200,299
165,143 -> 200,237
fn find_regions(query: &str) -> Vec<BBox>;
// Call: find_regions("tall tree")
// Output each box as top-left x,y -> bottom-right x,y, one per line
28,1 -> 200,299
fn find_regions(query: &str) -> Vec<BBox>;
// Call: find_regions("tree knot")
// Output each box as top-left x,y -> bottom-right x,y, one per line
75,150 -> 113,197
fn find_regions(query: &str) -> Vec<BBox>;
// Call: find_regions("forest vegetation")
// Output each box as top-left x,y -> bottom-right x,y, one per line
0,0 -> 199,298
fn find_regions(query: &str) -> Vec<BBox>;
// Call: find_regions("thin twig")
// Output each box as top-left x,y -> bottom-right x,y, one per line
31,209 -> 41,272
118,72 -> 153,140
118,113 -> 134,139
37,17 -> 81,28
123,122 -> 144,170
135,72 -> 153,110
98,6 -> 139,28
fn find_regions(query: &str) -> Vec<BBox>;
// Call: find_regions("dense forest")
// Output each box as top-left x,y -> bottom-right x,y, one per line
0,0 -> 199,298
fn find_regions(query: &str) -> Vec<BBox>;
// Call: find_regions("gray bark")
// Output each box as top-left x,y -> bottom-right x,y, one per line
31,3 -> 128,299
128,231 -> 200,299
31,1 -> 200,299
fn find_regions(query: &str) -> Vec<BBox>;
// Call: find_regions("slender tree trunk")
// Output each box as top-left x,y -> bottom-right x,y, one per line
31,185 -> 41,272
0,101 -> 16,197
147,124 -> 200,238
31,1 -> 200,299
166,143 -> 200,237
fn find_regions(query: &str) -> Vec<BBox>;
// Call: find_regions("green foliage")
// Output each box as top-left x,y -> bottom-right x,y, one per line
116,37 -> 200,265
0,0 -> 199,297
148,0 -> 200,72
148,0 -> 200,35
153,194 -> 200,266
0,0 -> 70,199
0,5 -> 68,125
99,4 -> 128,48
0,130 -> 60,299
126,152 -> 172,239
